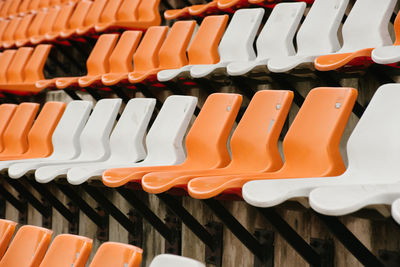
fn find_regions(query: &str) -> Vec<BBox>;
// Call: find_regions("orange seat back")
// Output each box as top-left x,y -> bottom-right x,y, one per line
37,7 -> 60,36
18,0 -> 31,14
24,44 -> 52,83
26,10 -> 47,38
158,20 -> 196,69
0,20 -> 10,42
6,0 -> 21,17
281,87 -> 357,177
14,14 -> 34,41
68,0 -> 92,30
29,0 -> 41,11
136,0 -> 161,26
1,102 -> 39,155
188,15 -> 228,65
393,13 -> 400,45
0,104 -> 17,152
0,0 -> 12,17
38,234 -> 92,267
0,220 -> 17,260
82,0 -> 107,27
52,3 -> 76,33
6,47 -> 33,84
86,34 -> 119,76
89,242 -> 142,267
2,17 -> 21,43
132,26 -> 168,73
0,50 -> 16,83
0,225 -> 52,267
39,0 -> 50,8
98,0 -> 123,24
184,93 -> 242,168
109,31 -> 142,74
117,0 -> 140,21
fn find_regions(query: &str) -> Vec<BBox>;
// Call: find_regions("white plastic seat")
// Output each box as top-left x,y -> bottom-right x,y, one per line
149,254 -> 205,267
243,84 -> 400,211
227,2 -> 306,76
34,98 -> 122,183
391,199 -> 400,224
189,8 -> 264,78
7,101 -> 92,178
66,98 -> 156,185
266,0 -> 349,73
68,95 -> 197,185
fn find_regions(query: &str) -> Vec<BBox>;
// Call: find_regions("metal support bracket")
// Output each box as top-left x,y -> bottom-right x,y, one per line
254,229 -> 274,267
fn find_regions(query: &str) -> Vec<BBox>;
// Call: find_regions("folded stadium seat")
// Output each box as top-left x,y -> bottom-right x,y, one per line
18,0 -> 32,16
128,20 -> 196,84
78,31 -> 142,88
0,47 -> 33,90
102,26 -> 168,86
30,6 -> 61,45
15,9 -> 47,47
190,8 -> 264,78
0,225 -> 52,267
66,98 -> 156,184
0,219 -> 17,259
157,15 -> 228,82
38,0 -> 51,9
2,14 -> 34,49
0,20 -> 10,43
45,2 -> 76,41
35,98 -> 121,183
142,90 -> 292,194
89,242 -> 142,267
103,93 -> 242,188
38,234 -> 92,267
95,0 -> 161,32
150,254 -> 205,267
5,0 -> 21,18
0,0 -> 12,18
392,199 -> 400,224
8,101 -> 92,178
299,84 -> 400,217
0,50 -> 16,84
0,45 -> 53,93
267,0 -> 348,73
59,0 -> 92,39
189,87 -> 357,199
0,104 -> 17,152
314,0 -> 396,71
227,2 -> 305,76
28,0 -> 41,13
0,16 -> 22,48
67,96 -> 196,185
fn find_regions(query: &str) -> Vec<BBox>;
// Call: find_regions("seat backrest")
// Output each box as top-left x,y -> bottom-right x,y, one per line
158,20 -> 196,69
0,225 -> 52,267
2,17 -> 21,42
0,104 -> 17,152
0,50 -> 16,83
0,0 -> 12,17
6,47 -> 33,84
68,0 -> 92,30
255,2 -> 305,60
136,0 -> 161,25
82,0 -> 107,27
78,98 -> 121,160
27,10 -> 47,37
109,98 -> 155,162
38,234 -> 92,267
28,0 -> 41,11
25,101 -> 66,157
132,26 -> 168,73
281,87 -> 357,177
116,0 -> 140,21
217,8 -> 264,63
230,90 -> 293,171
98,0 -> 123,24
150,254 -> 205,267
296,0 -> 349,55
7,0 -> 21,16
188,15 -> 228,65
24,44 -> 52,83
0,219 -> 17,259
145,95 -> 197,164
14,14 -> 34,41
0,20 -> 10,42
184,93 -> 242,168
89,242 -> 142,267
37,7 -> 60,36
86,34 -> 119,76
1,103 -> 39,155
38,0 -> 50,8
339,0 -> 396,53
18,0 -> 31,14
109,31 -> 142,74
51,3 -> 76,33
345,84 -> 400,177
393,12 -> 400,45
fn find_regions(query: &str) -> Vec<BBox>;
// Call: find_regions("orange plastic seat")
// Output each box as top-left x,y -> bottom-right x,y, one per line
0,0 -> 12,18
0,50 -> 17,85
102,26 -> 167,86
164,7 -> 190,20
0,104 -> 17,152
31,6 -> 61,44
0,219 -> 17,259
38,234 -> 92,267
0,225 -> 52,267
79,31 -> 142,87
3,14 -> 34,49
142,90 -> 293,194
0,20 -> 10,43
128,20 -> 195,84
18,0 -> 32,15
60,0 -> 92,39
89,242 -> 142,267
53,34 -> 118,89
103,93 -> 242,188
0,47 -> 33,89
45,2 -> 76,41
188,87 -> 357,199
75,0 -> 108,35
15,9 -> 47,47
28,0 -> 41,13
188,1 -> 218,16
38,0 -> 50,9
0,17 -> 21,48
0,101 -> 65,160
6,0 -> 22,17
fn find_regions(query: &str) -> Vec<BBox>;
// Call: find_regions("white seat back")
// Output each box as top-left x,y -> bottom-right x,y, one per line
144,95 -> 197,165
256,2 -> 306,60
296,0 -> 349,55
345,84 -> 400,178
150,254 -> 205,267
339,0 -> 396,53
108,98 -> 156,162
218,8 -> 264,63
